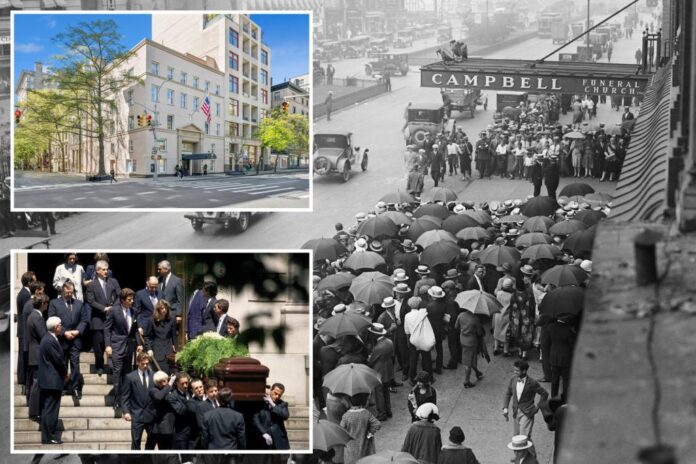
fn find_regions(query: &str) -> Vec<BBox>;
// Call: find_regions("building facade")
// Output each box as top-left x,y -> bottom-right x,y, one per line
271,79 -> 309,116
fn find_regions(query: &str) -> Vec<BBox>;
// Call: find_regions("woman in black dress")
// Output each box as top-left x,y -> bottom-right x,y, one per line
407,371 -> 437,422
144,299 -> 177,374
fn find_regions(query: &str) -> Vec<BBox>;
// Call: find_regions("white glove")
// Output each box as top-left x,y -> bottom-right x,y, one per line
263,433 -> 273,446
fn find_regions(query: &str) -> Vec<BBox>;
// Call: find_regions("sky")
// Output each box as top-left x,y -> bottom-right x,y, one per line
13,12 -> 309,87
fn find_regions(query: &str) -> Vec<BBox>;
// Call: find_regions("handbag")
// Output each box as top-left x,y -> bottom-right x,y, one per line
409,309 -> 436,352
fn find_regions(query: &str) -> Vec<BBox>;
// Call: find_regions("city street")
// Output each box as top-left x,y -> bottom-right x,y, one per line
13,172 -> 310,210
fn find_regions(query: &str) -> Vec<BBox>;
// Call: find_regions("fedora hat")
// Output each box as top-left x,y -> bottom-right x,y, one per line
368,322 -> 387,336
394,283 -> 412,293
507,435 -> 534,451
416,264 -> 431,275
428,286 -> 445,298
370,241 -> 383,252
381,297 -> 396,308
393,271 -> 409,282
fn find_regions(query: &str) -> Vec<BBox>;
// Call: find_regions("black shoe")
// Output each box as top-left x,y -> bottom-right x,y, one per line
42,439 -> 63,445
72,389 -> 82,400
29,415 -> 40,422
475,371 -> 485,380
463,382 -> 475,388
97,368 -> 104,377
540,378 -> 551,383
493,349 -> 502,356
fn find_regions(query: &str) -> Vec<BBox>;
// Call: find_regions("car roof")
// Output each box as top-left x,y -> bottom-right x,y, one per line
410,103 -> 444,110
315,131 -> 352,137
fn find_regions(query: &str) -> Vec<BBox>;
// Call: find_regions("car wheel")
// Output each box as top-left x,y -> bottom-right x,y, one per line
361,154 -> 368,171
413,129 -> 428,145
236,213 -> 251,232
342,163 -> 351,182
191,221 -> 203,232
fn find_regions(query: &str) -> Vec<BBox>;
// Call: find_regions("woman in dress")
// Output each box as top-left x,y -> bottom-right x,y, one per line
402,403 -> 442,464
144,299 -> 177,374
340,393 -> 381,464
407,371 -> 437,422
455,309 -> 485,388
508,275 -> 537,361
494,278 -> 515,357
600,135 -> 619,182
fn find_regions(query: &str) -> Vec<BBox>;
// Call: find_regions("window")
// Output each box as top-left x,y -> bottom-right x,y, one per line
211,143 -> 216,153
180,71 -> 187,85
129,140 -> 133,152
111,142 -> 115,154
261,50 -> 268,65
167,66 -> 174,79
128,115 -> 134,129
260,69 -> 268,85
125,90 -> 133,105
180,93 -> 187,109
261,89 -> 268,104
205,122 -> 209,134
157,138 -> 167,152
151,61 -> 159,75
109,122 -> 115,136
229,52 -> 239,70
260,108 -> 267,120
151,84 -> 159,102
215,102 -> 220,116
193,76 -> 199,89
229,28 -> 239,47
216,124 -> 220,136
229,99 -> 239,116
167,115 -> 174,130
229,123 -> 239,137
215,84 -> 220,96
166,89 -> 174,105
229,75 -> 239,93
205,81 -> 210,92
193,96 -> 199,112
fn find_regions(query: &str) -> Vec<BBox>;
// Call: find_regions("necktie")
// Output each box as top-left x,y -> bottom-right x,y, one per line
101,279 -> 106,294
142,371 -> 147,388
518,378 -> 525,383
67,302 -> 72,314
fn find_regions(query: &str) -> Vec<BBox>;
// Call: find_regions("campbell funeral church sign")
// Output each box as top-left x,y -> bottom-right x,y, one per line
421,58 -> 650,96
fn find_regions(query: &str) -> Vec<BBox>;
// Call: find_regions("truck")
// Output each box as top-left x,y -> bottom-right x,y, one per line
441,88 -> 485,118
551,22 -> 568,44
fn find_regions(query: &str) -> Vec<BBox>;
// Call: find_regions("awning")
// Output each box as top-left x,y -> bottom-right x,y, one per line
609,62 -> 672,221
42,0 -> 57,8
182,153 -> 216,161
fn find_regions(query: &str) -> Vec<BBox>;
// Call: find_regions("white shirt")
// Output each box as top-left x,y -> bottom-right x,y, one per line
138,369 -> 149,388
124,307 -> 132,331
216,314 -> 226,334
403,309 -> 422,335
516,376 -> 527,400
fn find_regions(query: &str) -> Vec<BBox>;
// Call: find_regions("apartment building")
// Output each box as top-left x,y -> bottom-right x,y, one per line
271,79 -> 309,117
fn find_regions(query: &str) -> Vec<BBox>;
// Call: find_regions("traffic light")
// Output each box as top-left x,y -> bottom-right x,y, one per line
281,101 -> 289,113
146,114 -> 152,127
14,108 -> 21,125
137,114 -> 143,127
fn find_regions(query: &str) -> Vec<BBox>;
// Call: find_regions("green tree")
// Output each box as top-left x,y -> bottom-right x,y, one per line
255,107 -> 293,172
286,113 -> 309,167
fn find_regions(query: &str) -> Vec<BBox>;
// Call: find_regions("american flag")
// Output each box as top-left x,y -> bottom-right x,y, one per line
201,95 -> 211,123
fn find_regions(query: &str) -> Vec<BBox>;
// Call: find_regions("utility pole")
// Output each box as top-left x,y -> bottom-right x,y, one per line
586,0 -> 590,46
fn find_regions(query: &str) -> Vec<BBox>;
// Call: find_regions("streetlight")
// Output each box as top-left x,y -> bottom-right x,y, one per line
149,76 -> 172,181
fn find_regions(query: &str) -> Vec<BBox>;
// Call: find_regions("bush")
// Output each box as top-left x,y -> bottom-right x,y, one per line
175,332 -> 249,378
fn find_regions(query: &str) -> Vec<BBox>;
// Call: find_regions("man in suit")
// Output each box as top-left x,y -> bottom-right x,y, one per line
199,281 -> 218,333
48,281 -> 90,400
85,259 -> 121,376
426,286 -> 447,375
158,260 -> 185,324
148,371 -> 176,451
208,299 -> 230,336
39,316 -> 68,444
21,280 -> 45,398
466,264 -> 487,291
134,276 -> 160,335
502,360 -> 549,439
185,378 -> 207,449
367,323 -> 394,421
167,371 -> 193,449
548,315 -> 578,403
392,240 -> 420,286
122,352 -> 156,449
25,293 -> 49,420
224,317 -> 241,340
392,282 -> 412,381
105,288 -> 142,412
253,383 -> 290,450
16,271 -> 34,394
202,387 -> 246,450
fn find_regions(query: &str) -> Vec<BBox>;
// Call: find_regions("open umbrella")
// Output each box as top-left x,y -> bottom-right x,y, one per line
357,451 -> 420,464
563,131 -> 586,139
520,196 -> 559,217
574,209 -> 606,226
541,264 -> 588,287
549,219 -> 588,236
478,244 -> 521,267
455,290 -> 502,316
406,216 -> 443,241
420,240 -> 461,267
421,187 -> 457,203
539,286 -> 585,317
515,232 -> 552,247
559,183 -> 595,197
343,251 -> 386,273
456,226 -> 492,242
323,363 -> 382,396
349,271 -> 393,305
380,190 -> 416,205
521,243 -> 563,261
500,213 -> 528,224
357,215 -> 398,239
502,106 -> 522,118
583,192 -> 613,206
314,419 -> 353,452
415,229 -> 457,248
461,210 -> 493,226
522,216 -> 556,233
413,203 -> 450,220
442,214 -> 480,234
317,272 -> 356,292
302,238 -> 347,261
580,121 -> 601,132
563,228 -> 596,257
381,211 -> 412,226
319,311 -> 372,338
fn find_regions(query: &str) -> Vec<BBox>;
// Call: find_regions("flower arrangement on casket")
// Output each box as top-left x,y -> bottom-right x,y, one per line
175,332 -> 250,379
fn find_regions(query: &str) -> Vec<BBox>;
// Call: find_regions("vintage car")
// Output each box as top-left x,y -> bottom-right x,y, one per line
184,211 -> 256,233
441,88 -> 485,118
367,38 -> 390,57
313,131 -> 368,182
406,104 -> 456,147
496,91 -> 529,112
365,53 -> 409,77
342,36 -> 370,59
393,30 -> 414,48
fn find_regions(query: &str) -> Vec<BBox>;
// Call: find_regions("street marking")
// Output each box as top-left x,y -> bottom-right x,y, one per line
136,191 -> 157,195
112,197 -> 129,201
248,187 -> 295,195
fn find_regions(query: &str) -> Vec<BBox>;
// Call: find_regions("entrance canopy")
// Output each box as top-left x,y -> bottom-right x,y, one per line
182,153 -> 216,161
421,58 -> 651,96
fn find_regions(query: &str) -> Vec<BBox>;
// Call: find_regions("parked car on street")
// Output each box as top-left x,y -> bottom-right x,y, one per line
394,30 -> 414,48
184,211 -> 257,233
367,38 -> 390,57
441,88 -> 485,118
313,132 -> 368,182
406,104 -> 456,146
365,53 -> 409,77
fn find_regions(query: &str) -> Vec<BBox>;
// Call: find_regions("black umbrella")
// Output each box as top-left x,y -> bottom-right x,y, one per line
302,238 -> 347,261
539,286 -> 585,317
522,216 -> 556,234
407,216 -> 443,240
563,228 -> 597,257
559,183 -> 595,197
442,214 -> 480,234
413,203 -> 450,220
520,196 -> 559,217
357,215 -> 399,239
574,209 -> 606,227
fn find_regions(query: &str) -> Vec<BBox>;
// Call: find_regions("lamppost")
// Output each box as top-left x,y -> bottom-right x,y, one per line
149,76 -> 172,181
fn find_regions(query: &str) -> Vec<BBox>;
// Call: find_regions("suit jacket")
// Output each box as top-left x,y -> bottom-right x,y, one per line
38,333 -> 67,391
548,321 -> 577,367
122,369 -> 156,424
214,314 -> 230,336
150,385 -> 175,434
368,337 -> 395,384
393,251 -> 420,285
186,289 -> 207,339
85,277 -> 121,330
503,375 -> 549,418
186,395 -> 206,449
167,387 -> 192,442
22,300 -> 38,352
160,273 -> 185,318
252,399 -> 290,450
16,287 -> 31,342
134,288 -> 160,333
144,318 -> 177,363
426,300 -> 447,339
202,407 -> 247,450
200,297 -> 218,333
104,303 -> 140,356
319,345 -> 340,377
48,297 -> 90,351
26,310 -> 48,366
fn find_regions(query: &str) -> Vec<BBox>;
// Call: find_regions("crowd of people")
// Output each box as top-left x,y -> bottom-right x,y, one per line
16,254 -> 290,452
311,190 -> 597,463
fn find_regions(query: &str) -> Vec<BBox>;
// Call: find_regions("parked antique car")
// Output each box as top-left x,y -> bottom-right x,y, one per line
184,211 -> 257,233
394,30 -> 414,48
406,104 -> 456,147
367,38 -> 390,57
365,53 -> 409,77
313,131 -> 368,182
441,88 -> 485,118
